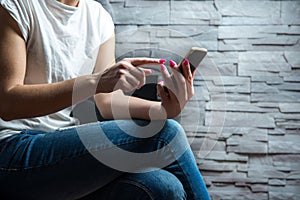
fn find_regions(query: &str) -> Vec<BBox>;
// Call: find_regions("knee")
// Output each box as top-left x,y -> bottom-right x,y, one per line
154,119 -> 190,155
158,119 -> 186,143
123,170 -> 186,200
150,171 -> 186,200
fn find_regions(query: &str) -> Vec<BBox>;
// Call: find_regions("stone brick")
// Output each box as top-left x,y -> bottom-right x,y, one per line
191,138 -> 226,152
219,39 -> 300,52
208,52 -> 239,65
206,102 -> 277,113
273,155 -> 300,171
167,25 -> 218,40
204,77 -> 250,93
269,192 -> 300,200
280,70 -> 300,78
250,184 -> 269,192
251,83 -> 279,93
200,152 -> 248,162
273,113 -> 300,120
111,2 -> 170,25
205,112 -> 275,128
279,103 -> 300,113
276,83 -> 300,92
251,76 -> 283,84
269,179 -> 286,186
276,120 -> 300,129
284,51 -> 300,69
239,62 -> 291,75
193,85 -> 210,101
116,29 -> 150,43
249,155 -> 273,166
283,76 -> 300,82
209,185 -> 268,200
215,0 -> 280,25
199,161 -> 236,172
227,130 -> 268,145
214,64 -> 237,76
268,128 -> 285,136
219,26 -> 300,39
227,142 -> 268,154
281,1 -> 300,25
287,171 -> 300,180
269,135 -> 300,154
251,92 -> 300,102
248,169 -> 287,179
210,93 -> 250,102
170,1 -> 221,25
269,185 -> 300,196
238,51 -> 291,77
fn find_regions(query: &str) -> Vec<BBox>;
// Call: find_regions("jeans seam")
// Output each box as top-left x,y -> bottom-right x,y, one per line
0,138 -> 170,172
168,149 -> 196,200
117,180 -> 155,200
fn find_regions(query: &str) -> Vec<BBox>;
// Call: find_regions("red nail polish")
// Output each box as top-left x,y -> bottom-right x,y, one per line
169,60 -> 176,68
159,59 -> 166,64
184,59 -> 189,66
160,64 -> 166,71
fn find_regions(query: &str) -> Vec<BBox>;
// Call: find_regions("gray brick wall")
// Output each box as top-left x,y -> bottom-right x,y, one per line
97,0 -> 300,199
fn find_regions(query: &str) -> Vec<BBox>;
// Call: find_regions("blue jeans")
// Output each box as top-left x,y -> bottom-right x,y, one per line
0,119 -> 210,200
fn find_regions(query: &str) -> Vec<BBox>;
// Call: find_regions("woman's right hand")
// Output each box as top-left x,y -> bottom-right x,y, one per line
96,58 -> 162,93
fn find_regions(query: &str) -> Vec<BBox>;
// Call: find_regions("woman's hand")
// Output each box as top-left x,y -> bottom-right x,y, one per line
157,59 -> 195,118
96,58 -> 162,93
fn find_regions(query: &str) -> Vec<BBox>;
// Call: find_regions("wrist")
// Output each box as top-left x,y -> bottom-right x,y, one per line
148,102 -> 167,120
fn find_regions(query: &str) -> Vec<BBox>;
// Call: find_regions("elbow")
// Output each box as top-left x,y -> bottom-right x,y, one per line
0,100 -> 16,121
0,107 -> 12,121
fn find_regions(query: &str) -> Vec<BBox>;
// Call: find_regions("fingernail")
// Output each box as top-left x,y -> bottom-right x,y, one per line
184,59 -> 189,66
160,64 -> 166,71
159,80 -> 164,84
150,69 -> 154,73
159,59 -> 166,64
169,60 -> 176,68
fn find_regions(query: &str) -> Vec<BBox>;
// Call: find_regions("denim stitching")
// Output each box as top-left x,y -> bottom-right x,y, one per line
0,138 -> 169,172
118,180 -> 155,200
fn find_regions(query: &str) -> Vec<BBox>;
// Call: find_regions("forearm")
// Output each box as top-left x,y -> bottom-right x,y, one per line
0,74 -> 99,121
95,91 -> 165,120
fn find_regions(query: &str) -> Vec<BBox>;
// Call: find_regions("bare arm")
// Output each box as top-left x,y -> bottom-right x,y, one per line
0,4 -> 193,122
0,6 -> 100,121
94,36 -> 163,120
94,36 -> 195,121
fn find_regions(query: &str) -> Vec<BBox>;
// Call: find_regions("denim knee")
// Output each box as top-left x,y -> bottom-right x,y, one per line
153,119 -> 189,153
104,170 -> 186,200
157,119 -> 185,142
147,170 -> 186,200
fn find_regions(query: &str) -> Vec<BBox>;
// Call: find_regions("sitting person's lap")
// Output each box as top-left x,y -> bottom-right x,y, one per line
0,119 -> 209,200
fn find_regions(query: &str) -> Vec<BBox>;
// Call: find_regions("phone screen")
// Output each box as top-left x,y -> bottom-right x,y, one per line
186,50 -> 207,73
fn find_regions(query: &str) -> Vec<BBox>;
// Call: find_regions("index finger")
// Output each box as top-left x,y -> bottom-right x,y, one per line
125,57 -> 164,67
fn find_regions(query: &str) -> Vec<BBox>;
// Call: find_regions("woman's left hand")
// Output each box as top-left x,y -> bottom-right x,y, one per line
157,59 -> 195,118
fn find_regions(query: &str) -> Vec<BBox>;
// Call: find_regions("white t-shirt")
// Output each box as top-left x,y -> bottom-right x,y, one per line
0,0 -> 114,140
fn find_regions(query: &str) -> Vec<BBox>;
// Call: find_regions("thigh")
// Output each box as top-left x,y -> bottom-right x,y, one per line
79,169 -> 186,200
0,126 -> 123,200
0,119 -> 183,200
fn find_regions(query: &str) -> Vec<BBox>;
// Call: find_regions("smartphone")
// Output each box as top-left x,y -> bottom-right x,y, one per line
132,47 -> 207,101
179,47 -> 207,73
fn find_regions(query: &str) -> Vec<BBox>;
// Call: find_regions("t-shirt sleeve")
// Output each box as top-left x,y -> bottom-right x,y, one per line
99,4 -> 115,44
0,0 -> 30,41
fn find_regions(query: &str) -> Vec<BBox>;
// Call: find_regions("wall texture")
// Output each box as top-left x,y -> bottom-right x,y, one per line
98,0 -> 300,199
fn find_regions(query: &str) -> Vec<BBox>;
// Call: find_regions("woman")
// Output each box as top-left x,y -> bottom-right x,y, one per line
0,0 -> 210,199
